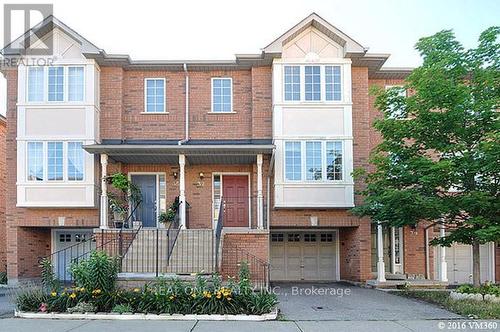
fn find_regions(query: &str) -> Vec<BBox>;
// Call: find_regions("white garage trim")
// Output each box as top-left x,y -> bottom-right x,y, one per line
270,229 -> 340,281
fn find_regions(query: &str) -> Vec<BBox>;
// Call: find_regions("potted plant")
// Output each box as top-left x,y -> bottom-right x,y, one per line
158,197 -> 181,225
106,173 -> 141,228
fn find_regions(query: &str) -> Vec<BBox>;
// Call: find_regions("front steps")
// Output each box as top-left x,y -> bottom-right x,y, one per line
121,228 -> 215,275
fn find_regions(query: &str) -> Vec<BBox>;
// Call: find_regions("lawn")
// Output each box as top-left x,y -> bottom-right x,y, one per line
391,290 -> 500,319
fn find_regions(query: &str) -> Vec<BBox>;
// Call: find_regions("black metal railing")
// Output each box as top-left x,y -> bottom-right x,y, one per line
221,244 -> 270,290
214,198 -> 224,272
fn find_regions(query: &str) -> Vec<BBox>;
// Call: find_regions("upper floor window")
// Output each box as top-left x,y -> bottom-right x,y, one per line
386,85 -> 407,119
145,78 -> 166,113
28,67 -> 44,102
26,141 -> 85,182
325,66 -> 341,101
212,78 -> 232,112
285,141 -> 302,181
305,66 -> 321,101
27,142 -> 44,181
68,67 -> 84,101
27,66 -> 85,102
48,66 -> 64,101
284,140 -> 344,182
284,66 -> 300,101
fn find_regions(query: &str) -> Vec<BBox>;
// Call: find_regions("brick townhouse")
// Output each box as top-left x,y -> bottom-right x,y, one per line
0,113 -> 5,275
0,13 -> 498,285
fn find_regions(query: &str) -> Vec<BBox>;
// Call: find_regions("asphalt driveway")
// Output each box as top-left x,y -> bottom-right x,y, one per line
274,282 -> 461,321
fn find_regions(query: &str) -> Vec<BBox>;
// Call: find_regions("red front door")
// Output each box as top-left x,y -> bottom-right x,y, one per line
223,175 -> 249,227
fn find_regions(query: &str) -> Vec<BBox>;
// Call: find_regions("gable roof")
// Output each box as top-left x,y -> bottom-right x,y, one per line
1,15 -> 101,57
263,12 -> 367,56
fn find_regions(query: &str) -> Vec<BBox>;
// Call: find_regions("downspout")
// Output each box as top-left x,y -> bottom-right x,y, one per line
178,63 -> 189,145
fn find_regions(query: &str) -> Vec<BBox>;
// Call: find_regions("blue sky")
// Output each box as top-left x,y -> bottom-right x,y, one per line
1,0 -> 499,115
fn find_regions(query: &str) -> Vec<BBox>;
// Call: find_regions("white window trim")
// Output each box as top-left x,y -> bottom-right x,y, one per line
210,77 -> 234,113
281,64 -> 344,103
284,140 -> 345,184
143,78 -> 167,114
26,141 -> 86,183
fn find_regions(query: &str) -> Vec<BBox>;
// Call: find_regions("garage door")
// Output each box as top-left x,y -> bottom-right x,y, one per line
270,232 -> 338,281
54,230 -> 95,280
441,243 -> 494,284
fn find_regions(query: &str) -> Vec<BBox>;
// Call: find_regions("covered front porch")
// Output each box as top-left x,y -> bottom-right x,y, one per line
84,139 -> 274,231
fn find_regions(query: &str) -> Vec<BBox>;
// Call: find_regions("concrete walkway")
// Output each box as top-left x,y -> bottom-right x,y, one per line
1,318 -> 499,332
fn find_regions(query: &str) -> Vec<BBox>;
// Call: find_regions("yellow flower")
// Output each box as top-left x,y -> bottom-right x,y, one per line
202,291 -> 212,299
69,293 -> 76,299
80,287 -> 85,292
92,289 -> 102,295
50,291 -> 57,297
133,288 -> 140,293
169,295 -> 175,300
191,292 -> 197,298
216,292 -> 222,299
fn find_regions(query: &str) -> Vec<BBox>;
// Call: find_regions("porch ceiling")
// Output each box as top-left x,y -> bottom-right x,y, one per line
84,139 -> 274,165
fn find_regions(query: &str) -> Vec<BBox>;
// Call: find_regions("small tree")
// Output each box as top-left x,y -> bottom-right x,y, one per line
353,27 -> 500,286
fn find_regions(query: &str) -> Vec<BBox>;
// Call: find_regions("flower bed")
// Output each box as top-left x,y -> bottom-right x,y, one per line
450,283 -> 500,303
16,251 -> 278,320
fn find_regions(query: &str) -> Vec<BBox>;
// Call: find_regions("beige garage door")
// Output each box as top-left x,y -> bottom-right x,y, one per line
270,232 -> 338,281
445,243 -> 494,284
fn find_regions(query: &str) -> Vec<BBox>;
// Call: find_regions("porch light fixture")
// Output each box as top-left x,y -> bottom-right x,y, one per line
172,171 -> 178,180
199,172 -> 205,180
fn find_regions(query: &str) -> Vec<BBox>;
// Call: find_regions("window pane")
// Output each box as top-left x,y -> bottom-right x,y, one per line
284,66 -> 300,101
304,66 -> 321,101
28,67 -> 44,102
306,141 -> 322,180
67,142 -> 84,181
213,174 -> 222,221
326,141 -> 343,180
285,142 -> 301,180
48,67 -> 64,101
325,66 -> 341,101
27,142 -> 44,181
145,79 -> 165,112
68,67 -> 84,101
47,142 -> 63,181
212,78 -> 232,112
159,175 -> 166,213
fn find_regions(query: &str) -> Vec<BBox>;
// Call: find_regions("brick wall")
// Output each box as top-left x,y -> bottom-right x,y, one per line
221,232 -> 269,283
100,68 -> 272,140
403,224 -> 435,279
0,117 -> 6,272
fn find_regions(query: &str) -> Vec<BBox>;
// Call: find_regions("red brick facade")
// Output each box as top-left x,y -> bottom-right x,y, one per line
0,115 -> 6,273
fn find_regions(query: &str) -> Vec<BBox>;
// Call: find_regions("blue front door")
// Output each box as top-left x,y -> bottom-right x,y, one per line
132,175 -> 157,227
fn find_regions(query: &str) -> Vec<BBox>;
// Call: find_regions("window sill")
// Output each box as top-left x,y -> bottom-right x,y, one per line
207,111 -> 237,114
140,112 -> 169,115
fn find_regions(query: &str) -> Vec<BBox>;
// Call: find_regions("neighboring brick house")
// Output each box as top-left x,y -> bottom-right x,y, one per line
0,114 -> 6,274
1,13 -> 497,285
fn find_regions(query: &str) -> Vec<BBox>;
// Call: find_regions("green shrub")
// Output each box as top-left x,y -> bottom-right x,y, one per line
0,271 -> 7,284
39,258 -> 61,291
67,302 -> 96,313
15,286 -> 49,312
457,283 -> 500,296
111,303 -> 133,314
70,251 -> 118,293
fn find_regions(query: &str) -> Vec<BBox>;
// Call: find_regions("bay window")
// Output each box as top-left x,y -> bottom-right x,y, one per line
284,140 -> 344,182
27,66 -> 85,102
282,64 -> 343,102
26,141 -> 85,182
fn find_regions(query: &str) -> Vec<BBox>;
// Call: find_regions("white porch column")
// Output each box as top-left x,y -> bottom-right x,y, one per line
100,154 -> 108,229
179,154 -> 186,229
376,222 -> 386,282
256,154 -> 264,229
439,224 -> 448,282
